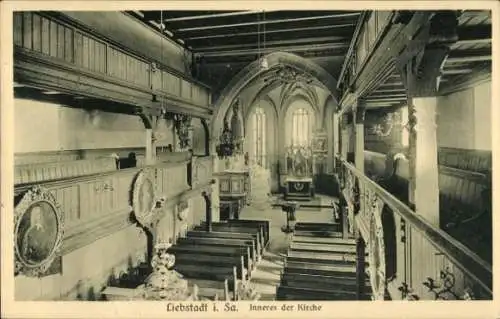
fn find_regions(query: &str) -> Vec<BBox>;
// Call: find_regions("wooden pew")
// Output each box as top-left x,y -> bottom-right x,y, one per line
280,273 -> 371,294
276,285 -> 371,301
283,261 -> 359,278
176,237 -> 257,265
292,235 -> 356,245
226,219 -> 270,246
198,222 -> 265,249
289,242 -> 357,254
186,230 -> 262,256
286,250 -> 361,266
168,245 -> 251,280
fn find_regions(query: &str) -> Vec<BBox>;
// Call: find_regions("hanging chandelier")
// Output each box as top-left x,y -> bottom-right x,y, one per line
257,10 -> 269,70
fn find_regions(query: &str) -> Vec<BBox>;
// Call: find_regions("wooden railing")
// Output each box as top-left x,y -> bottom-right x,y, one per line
338,157 -> 492,300
337,11 -> 394,97
13,12 -> 211,117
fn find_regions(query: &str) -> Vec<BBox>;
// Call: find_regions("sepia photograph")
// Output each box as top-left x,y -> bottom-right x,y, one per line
1,1 -> 498,318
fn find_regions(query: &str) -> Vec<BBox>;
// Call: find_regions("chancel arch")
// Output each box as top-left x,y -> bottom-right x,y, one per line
211,51 -> 339,155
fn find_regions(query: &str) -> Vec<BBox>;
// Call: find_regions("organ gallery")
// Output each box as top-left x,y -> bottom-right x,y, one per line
1,6 -> 495,317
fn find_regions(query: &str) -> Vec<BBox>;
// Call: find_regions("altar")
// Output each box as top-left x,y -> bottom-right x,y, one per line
285,177 -> 313,201
283,145 -> 315,201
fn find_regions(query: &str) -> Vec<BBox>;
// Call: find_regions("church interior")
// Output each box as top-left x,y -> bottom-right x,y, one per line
9,9 -> 493,302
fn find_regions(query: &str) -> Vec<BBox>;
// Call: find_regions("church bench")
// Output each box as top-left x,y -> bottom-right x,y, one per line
176,237 -> 257,264
283,262 -> 358,278
276,285 -> 371,301
174,254 -> 247,278
174,263 -> 246,281
194,225 -> 263,251
286,250 -> 359,266
292,235 -> 356,245
293,230 -> 343,238
226,219 -> 270,246
168,244 -> 252,277
186,231 -> 261,255
280,273 -> 370,292
294,222 -> 342,233
289,242 -> 357,254
199,222 -> 265,248
280,274 -> 371,295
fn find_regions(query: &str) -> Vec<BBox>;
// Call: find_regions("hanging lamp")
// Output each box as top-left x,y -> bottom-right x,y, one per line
259,10 -> 269,70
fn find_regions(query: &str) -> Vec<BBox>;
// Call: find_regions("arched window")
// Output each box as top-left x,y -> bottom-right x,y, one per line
250,107 -> 267,167
291,108 -> 312,147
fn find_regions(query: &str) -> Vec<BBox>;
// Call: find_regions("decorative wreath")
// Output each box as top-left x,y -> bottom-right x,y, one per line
131,169 -> 157,228
14,186 -> 64,277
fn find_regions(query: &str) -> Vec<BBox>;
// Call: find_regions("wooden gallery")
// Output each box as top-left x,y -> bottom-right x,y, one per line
8,9 -> 493,302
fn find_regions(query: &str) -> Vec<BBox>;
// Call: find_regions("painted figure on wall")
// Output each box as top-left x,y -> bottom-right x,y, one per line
17,203 -> 58,264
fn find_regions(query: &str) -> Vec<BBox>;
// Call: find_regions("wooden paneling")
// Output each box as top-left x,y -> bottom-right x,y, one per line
14,158 -> 117,185
13,12 -> 212,117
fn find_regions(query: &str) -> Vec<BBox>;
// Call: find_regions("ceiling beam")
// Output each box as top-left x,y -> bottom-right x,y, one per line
183,23 -> 355,41
442,68 -> 473,75
447,49 -> 491,63
192,36 -> 350,52
175,13 -> 361,32
456,25 -> 491,43
163,11 -> 266,22
197,42 -> 348,57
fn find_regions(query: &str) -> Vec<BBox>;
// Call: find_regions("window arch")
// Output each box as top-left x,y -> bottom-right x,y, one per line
249,107 -> 267,167
291,107 -> 312,147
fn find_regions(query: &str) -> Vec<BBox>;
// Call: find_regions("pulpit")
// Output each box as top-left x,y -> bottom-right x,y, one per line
216,170 -> 250,220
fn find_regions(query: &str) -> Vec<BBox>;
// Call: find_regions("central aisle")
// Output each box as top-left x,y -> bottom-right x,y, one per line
238,194 -> 338,300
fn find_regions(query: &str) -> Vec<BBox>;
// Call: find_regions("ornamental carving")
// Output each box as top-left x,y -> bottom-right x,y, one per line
14,186 -> 64,277
131,169 -> 158,228
137,242 -> 199,300
367,193 -> 386,301
172,114 -> 192,150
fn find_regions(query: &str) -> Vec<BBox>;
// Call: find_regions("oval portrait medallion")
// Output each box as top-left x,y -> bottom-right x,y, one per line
131,169 -> 157,227
14,186 -> 64,277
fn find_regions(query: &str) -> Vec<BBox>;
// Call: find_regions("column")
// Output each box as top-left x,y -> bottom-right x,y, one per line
354,106 -> 365,173
332,112 -> 340,169
340,114 -> 350,160
356,231 -> 366,300
145,129 -> 154,165
408,97 -> 440,225
393,11 -> 458,298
